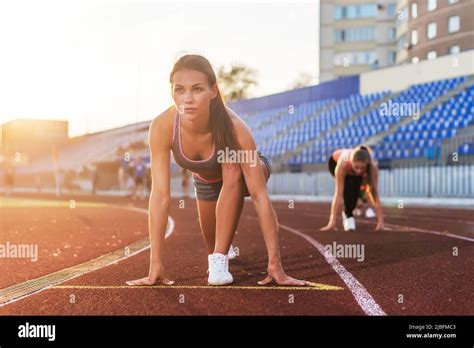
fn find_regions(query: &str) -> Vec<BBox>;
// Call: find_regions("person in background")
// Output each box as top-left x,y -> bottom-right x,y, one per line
320,145 -> 386,232
145,162 -> 152,197
133,156 -> 146,200
126,159 -> 136,197
118,157 -> 129,191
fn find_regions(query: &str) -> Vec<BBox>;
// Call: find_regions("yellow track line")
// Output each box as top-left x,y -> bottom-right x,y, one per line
53,282 -> 344,291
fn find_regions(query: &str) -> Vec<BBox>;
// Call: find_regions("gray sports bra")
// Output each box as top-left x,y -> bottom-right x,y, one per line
170,112 -> 222,180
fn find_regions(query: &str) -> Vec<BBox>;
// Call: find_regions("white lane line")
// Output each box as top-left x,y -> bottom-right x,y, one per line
0,204 -> 174,308
277,222 -> 387,316
357,220 -> 474,242
302,211 -> 474,242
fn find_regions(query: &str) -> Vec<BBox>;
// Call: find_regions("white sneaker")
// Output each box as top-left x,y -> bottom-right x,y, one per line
228,244 -> 237,260
342,212 -> 356,231
208,253 -> 233,286
365,208 -> 376,219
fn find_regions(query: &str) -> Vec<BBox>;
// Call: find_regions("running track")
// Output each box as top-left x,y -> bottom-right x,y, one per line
0,193 -> 473,315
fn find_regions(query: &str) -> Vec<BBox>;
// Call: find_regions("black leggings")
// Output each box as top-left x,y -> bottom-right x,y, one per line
328,157 -> 362,218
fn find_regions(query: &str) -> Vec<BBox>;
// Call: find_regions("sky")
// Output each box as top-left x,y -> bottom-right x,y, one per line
0,0 -> 319,137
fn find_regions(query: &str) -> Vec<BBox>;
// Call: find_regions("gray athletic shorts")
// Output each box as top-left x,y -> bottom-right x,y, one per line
192,151 -> 272,201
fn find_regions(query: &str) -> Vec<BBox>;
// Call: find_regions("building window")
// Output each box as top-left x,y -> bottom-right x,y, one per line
412,56 -> 419,64
388,51 -> 397,65
427,51 -> 437,60
448,16 -> 460,33
334,51 -> 377,66
411,30 -> 418,45
427,22 -> 437,40
387,3 -> 397,16
449,45 -> 460,54
335,27 -> 376,42
427,0 -> 437,12
411,3 -> 418,18
388,27 -> 396,40
334,4 -> 377,20
359,4 -> 377,17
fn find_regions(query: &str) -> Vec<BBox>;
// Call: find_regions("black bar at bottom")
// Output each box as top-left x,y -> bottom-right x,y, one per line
0,316 -> 473,346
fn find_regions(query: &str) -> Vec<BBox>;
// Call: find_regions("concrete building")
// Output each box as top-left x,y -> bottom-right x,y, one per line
396,0 -> 474,64
320,0 -> 398,82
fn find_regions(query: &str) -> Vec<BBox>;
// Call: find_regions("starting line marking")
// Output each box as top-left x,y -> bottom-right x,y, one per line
52,282 -> 344,291
1,198 -> 343,310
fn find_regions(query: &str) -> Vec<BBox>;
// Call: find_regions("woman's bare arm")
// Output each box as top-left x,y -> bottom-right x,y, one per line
233,119 -> 280,265
126,112 -> 173,285
369,164 -> 385,230
230,113 -> 307,285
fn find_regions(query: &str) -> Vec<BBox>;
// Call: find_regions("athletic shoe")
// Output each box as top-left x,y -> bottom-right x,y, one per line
354,208 -> 362,217
208,253 -> 233,286
228,244 -> 237,260
365,207 -> 376,218
342,212 -> 356,231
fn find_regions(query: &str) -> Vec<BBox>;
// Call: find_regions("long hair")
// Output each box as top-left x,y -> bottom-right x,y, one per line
352,145 -> 378,201
169,54 -> 240,152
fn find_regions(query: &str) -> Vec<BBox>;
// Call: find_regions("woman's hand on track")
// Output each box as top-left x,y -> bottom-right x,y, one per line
319,222 -> 337,231
126,263 -> 174,286
258,263 -> 310,286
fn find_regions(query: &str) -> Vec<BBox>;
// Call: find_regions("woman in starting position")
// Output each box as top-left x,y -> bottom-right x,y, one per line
126,54 -> 308,286
320,145 -> 386,232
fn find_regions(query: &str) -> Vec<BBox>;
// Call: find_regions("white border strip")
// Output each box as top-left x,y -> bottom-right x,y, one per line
357,220 -> 474,243
0,204 -> 174,308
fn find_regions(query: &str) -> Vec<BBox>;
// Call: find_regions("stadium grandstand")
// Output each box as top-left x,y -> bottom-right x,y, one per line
2,50 -> 473,198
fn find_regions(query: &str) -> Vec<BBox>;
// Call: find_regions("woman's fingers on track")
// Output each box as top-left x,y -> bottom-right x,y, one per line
125,276 -> 174,286
257,276 -> 274,285
276,276 -> 309,286
319,225 -> 337,231
125,277 -> 151,286
161,278 -> 175,285
258,275 -> 309,286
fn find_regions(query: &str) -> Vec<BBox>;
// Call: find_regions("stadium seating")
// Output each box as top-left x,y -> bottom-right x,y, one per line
20,75 -> 473,175
281,76 -> 472,166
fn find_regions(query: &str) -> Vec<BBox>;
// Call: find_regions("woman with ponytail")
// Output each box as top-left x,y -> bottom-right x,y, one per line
126,54 -> 308,287
320,145 -> 386,232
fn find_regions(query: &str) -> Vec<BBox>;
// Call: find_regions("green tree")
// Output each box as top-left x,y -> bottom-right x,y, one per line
290,72 -> 318,90
217,63 -> 258,102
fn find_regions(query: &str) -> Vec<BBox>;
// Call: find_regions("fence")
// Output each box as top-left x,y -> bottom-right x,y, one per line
266,165 -> 474,198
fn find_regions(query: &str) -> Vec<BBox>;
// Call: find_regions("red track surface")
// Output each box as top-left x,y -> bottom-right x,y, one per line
1,193 -> 473,315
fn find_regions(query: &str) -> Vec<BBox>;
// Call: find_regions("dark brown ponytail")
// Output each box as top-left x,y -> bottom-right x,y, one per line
353,145 -> 378,201
169,54 -> 240,152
